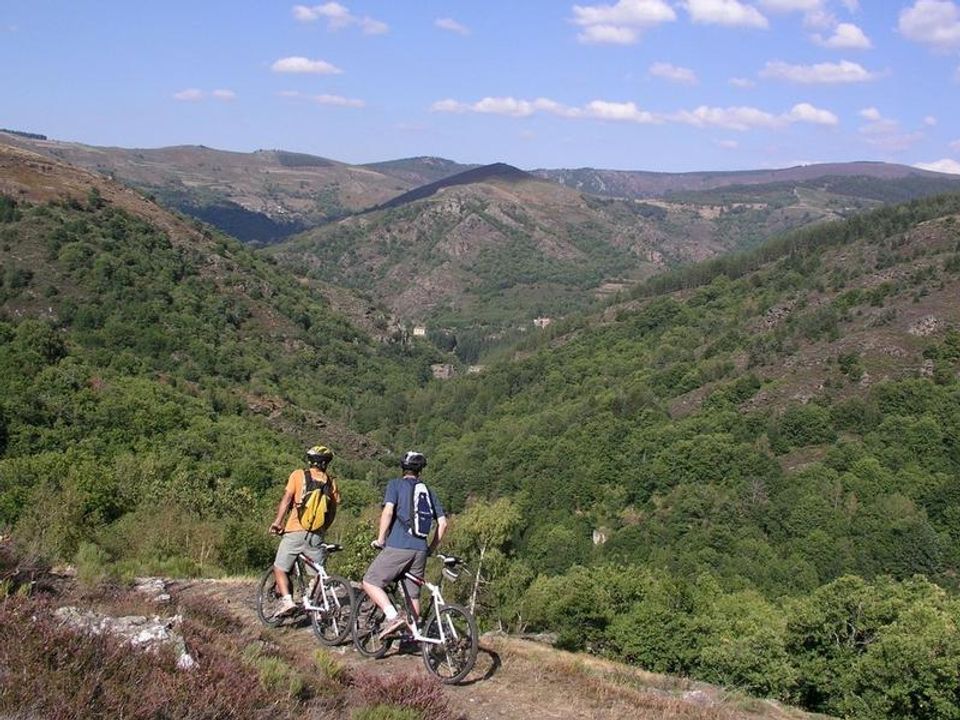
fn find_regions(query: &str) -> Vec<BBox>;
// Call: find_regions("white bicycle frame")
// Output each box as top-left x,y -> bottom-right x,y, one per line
395,571 -> 457,646
294,548 -> 343,614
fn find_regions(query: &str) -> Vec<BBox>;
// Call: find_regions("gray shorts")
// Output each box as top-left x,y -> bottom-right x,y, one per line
363,547 -> 427,598
273,531 -> 324,574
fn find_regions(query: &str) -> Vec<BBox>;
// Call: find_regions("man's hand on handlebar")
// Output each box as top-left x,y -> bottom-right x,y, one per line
269,522 -> 284,535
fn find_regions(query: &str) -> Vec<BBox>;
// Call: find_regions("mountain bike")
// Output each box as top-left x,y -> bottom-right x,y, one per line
256,541 -> 356,646
352,553 -> 478,684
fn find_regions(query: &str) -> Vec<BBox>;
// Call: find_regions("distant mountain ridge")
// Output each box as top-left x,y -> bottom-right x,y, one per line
533,161 -> 949,199
370,162 -> 534,211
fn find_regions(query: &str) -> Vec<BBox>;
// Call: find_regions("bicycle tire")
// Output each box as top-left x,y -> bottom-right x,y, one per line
310,574 -> 356,645
255,567 -> 283,627
421,603 -> 478,684
352,593 -> 390,658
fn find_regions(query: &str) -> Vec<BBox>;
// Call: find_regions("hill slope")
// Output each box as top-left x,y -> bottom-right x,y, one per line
0,140 -> 436,570
0,132 -> 414,242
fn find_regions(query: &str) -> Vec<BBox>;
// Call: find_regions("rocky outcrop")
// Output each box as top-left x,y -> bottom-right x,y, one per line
54,606 -> 196,670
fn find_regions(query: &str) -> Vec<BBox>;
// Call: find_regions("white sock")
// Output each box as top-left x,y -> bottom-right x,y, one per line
282,594 -> 292,602
383,605 -> 398,621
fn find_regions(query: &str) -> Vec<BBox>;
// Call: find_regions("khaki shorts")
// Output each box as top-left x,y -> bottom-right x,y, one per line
363,547 -> 428,598
273,530 -> 324,574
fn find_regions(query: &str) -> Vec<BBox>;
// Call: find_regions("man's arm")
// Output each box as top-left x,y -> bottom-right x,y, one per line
269,488 -> 295,534
429,516 -> 448,554
376,502 -> 395,546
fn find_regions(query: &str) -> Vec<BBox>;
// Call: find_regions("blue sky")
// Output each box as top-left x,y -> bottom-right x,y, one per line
2,1 -> 959,172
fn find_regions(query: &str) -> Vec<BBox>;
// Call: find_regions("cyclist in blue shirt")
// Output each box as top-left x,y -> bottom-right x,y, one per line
362,451 -> 447,638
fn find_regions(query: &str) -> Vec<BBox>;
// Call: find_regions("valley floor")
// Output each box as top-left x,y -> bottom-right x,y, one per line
179,579 -> 829,720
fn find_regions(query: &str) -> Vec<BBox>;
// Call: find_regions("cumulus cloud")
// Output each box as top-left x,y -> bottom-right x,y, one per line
729,76 -> 757,88
785,102 -> 839,124
914,159 -> 960,174
173,89 -> 204,101
292,3 -> 388,34
898,0 -> 960,51
212,89 -> 236,101
758,0 -> 822,10
271,56 -> 343,74
683,0 -> 769,28
924,116 -> 938,126
760,59 -> 876,83
585,100 -> 658,122
813,22 -> 871,48
435,17 -> 470,35
571,0 -> 677,44
858,108 -> 923,152
431,96 -> 584,118
432,95 -> 836,131
649,62 -> 698,84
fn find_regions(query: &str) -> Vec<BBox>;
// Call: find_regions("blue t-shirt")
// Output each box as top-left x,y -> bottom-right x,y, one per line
384,475 -> 445,551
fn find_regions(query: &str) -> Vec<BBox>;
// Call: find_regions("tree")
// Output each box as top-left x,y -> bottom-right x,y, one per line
448,496 -> 521,615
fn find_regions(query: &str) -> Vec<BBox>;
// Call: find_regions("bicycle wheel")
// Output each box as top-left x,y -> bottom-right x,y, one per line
255,567 -> 283,627
310,575 -> 356,645
352,593 -> 390,658
421,603 -> 478,684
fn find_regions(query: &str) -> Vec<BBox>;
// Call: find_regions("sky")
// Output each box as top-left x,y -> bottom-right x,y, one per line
2,1 -> 959,173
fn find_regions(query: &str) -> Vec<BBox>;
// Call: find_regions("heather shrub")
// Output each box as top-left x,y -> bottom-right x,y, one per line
0,595 -> 281,719
351,671 -> 460,720
353,706 -> 423,720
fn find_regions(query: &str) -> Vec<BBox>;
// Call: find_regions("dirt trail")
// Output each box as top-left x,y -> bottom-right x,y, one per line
175,578 -> 825,720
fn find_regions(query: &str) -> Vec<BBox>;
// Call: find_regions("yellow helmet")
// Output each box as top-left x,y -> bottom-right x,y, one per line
306,445 -> 333,466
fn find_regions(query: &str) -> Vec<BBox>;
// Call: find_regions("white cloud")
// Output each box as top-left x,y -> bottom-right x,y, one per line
315,94 -> 365,107
813,22 -> 871,48
673,105 -> 778,129
758,0 -> 822,11
914,159 -> 960,174
786,102 -> 838,124
571,0 -> 677,44
899,0 -> 960,51
924,116 -> 938,126
858,109 -> 923,152
292,3 -> 388,34
729,76 -> 756,87
212,89 -> 236,101
579,24 -> 639,43
585,100 -> 658,122
432,95 -> 836,131
431,96 -> 584,118
435,17 -> 470,35
649,62 -> 698,84
173,89 -> 204,101
271,56 -> 343,74
683,0 -> 769,28
717,139 -> 740,148
760,59 -> 876,83
841,0 -> 859,11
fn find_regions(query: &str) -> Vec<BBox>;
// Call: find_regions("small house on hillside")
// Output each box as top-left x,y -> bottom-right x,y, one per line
533,317 -> 552,329
431,363 -> 456,380
412,325 -> 427,337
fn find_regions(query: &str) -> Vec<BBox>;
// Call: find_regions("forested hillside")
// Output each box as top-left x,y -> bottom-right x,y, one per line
383,193 -> 960,718
0,144 -> 437,575
4,141 -> 960,718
